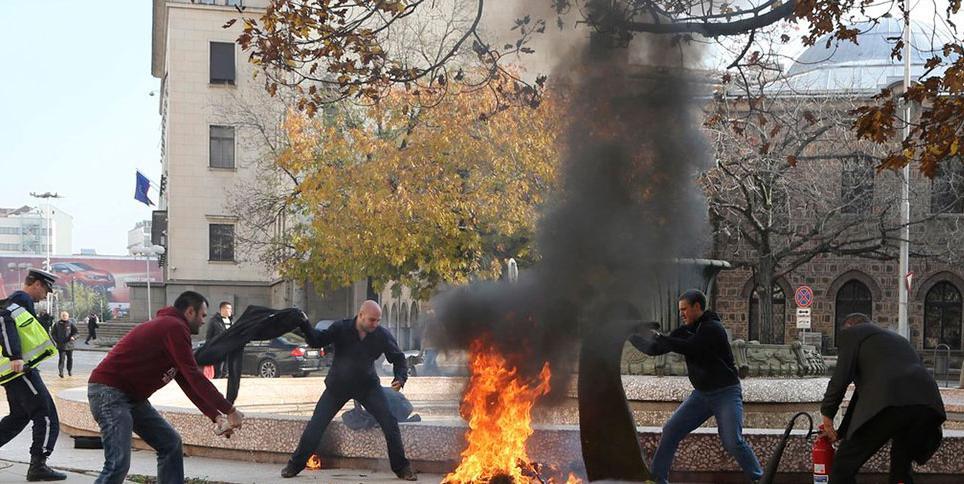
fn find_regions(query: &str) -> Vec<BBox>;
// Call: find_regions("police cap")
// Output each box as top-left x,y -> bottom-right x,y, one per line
27,268 -> 57,291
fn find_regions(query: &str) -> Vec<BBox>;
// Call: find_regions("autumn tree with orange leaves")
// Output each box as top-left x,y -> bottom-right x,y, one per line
252,89 -> 561,297
231,0 -> 964,177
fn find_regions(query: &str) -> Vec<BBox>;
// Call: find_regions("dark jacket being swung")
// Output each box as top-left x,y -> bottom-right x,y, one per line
630,310 -> 740,392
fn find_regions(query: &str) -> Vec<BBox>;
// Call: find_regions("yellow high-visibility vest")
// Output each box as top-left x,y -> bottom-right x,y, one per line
0,302 -> 58,384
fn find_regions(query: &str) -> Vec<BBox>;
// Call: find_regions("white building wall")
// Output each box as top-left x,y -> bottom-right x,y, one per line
158,0 -> 271,283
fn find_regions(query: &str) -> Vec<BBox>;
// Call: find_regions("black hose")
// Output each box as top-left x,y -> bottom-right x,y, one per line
760,411 -> 816,484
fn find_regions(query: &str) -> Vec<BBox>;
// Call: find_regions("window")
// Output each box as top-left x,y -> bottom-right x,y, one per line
210,42 -> 235,84
197,0 -> 216,4
209,224 -> 234,261
225,0 -> 243,5
748,284 -> 786,344
931,161 -> 964,214
834,280 -> 872,347
0,243 -> 21,251
0,227 -> 20,235
840,157 -> 875,214
209,126 -> 235,168
924,282 -> 962,349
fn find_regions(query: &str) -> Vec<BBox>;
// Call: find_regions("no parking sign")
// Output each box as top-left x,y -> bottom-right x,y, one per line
794,285 -> 814,308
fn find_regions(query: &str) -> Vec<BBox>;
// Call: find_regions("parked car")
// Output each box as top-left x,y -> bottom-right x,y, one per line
50,262 -> 115,291
242,333 -> 326,378
380,350 -> 423,377
380,348 -> 468,377
193,333 -> 327,378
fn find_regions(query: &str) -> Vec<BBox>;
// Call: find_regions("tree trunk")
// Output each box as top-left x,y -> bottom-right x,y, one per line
755,260 -> 778,344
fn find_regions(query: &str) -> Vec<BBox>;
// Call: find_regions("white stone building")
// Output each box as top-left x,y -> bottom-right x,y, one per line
0,205 -> 73,256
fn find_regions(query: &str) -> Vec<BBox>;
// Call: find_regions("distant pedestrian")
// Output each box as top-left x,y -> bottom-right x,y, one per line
50,311 -> 78,378
37,309 -> 54,333
85,313 -> 100,344
205,301 -> 233,378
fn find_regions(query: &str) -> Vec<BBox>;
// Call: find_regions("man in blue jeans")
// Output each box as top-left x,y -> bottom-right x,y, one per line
631,289 -> 762,484
88,291 -> 244,484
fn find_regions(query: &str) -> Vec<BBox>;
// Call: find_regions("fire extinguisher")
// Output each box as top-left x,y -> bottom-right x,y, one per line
812,424 -> 835,484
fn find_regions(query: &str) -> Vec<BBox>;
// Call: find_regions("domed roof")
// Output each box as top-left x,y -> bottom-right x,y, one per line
781,18 -> 949,93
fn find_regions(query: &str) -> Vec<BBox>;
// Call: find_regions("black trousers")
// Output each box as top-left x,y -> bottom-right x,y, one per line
289,383 -> 409,473
57,349 -> 73,375
830,405 -> 941,484
0,370 -> 59,457
85,327 -> 97,343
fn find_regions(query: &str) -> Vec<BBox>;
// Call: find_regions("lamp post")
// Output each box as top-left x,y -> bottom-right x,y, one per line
897,12 -> 912,340
132,245 -> 165,319
29,192 -> 62,314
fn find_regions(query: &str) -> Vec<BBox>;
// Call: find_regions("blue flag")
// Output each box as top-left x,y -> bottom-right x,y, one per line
134,171 -> 154,206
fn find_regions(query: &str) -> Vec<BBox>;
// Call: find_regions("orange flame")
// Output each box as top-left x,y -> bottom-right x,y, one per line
306,453 -> 322,470
444,338 -> 579,483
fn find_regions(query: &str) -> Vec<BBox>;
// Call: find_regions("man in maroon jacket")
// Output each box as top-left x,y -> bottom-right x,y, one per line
88,291 -> 244,484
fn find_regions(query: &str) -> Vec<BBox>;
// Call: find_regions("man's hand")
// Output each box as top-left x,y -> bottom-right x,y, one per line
820,416 -> 839,444
227,409 -> 244,430
391,380 -> 403,391
10,359 -> 24,373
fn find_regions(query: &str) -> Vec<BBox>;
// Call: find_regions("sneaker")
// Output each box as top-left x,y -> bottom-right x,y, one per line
395,466 -> 417,481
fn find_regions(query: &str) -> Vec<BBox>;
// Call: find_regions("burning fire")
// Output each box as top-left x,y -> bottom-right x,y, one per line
444,338 -> 579,483
306,453 -> 322,470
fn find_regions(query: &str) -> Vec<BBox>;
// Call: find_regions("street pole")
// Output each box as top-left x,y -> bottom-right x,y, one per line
898,11 -> 912,340
146,253 -> 152,319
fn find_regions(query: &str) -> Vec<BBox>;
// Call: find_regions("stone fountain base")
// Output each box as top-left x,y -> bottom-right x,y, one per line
56,376 -> 964,480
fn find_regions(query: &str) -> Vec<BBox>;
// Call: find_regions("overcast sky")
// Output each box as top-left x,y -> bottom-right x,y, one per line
0,0 -> 160,255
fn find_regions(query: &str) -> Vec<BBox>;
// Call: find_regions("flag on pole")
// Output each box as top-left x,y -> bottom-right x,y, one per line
134,171 -> 155,206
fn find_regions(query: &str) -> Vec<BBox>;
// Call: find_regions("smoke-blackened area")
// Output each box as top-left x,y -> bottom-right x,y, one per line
432,6 -> 713,390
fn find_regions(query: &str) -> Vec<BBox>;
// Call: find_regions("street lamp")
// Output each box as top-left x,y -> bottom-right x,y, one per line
29,192 -> 62,314
131,245 -> 165,319
6,262 -> 33,285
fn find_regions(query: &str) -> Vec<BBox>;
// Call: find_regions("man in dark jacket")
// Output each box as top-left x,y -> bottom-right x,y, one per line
205,301 -> 233,378
282,300 -> 416,481
820,313 -> 945,484
0,268 -> 66,481
50,311 -> 78,377
85,313 -> 99,344
631,289 -> 762,484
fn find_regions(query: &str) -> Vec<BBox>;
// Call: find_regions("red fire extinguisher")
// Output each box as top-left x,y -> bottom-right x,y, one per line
812,424 -> 835,483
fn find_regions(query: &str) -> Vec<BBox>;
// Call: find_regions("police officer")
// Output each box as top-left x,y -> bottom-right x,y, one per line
0,268 -> 67,481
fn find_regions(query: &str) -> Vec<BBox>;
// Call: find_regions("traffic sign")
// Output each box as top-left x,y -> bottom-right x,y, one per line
794,286 -> 814,308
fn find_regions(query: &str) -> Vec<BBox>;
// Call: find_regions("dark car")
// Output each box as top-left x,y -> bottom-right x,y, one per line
241,333 -> 326,378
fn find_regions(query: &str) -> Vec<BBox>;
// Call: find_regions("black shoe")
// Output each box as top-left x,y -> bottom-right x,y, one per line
26,455 -> 66,481
67,371 -> 71,376
395,466 -> 417,481
281,462 -> 302,478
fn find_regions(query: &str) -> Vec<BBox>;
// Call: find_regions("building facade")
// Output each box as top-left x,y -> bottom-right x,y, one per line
0,205 -> 73,256
711,20 -> 964,357
126,220 -> 152,254
149,0 -> 369,325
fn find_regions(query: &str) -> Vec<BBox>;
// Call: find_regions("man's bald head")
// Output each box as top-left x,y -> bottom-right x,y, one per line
356,300 -> 383,334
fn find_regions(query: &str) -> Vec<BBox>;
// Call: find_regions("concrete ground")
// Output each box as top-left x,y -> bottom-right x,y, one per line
0,346 -> 444,483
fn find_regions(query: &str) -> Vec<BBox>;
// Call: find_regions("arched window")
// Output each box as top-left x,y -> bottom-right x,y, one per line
382,303 -> 391,327
411,303 -> 421,349
924,282 -> 963,350
834,280 -> 872,347
748,284 -> 786,343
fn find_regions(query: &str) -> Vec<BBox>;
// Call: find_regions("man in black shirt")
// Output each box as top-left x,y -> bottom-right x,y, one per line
631,289 -> 762,484
282,300 -> 416,480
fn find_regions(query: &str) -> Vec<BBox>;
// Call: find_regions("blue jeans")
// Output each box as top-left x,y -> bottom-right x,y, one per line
88,383 -> 183,484
651,384 -> 762,483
